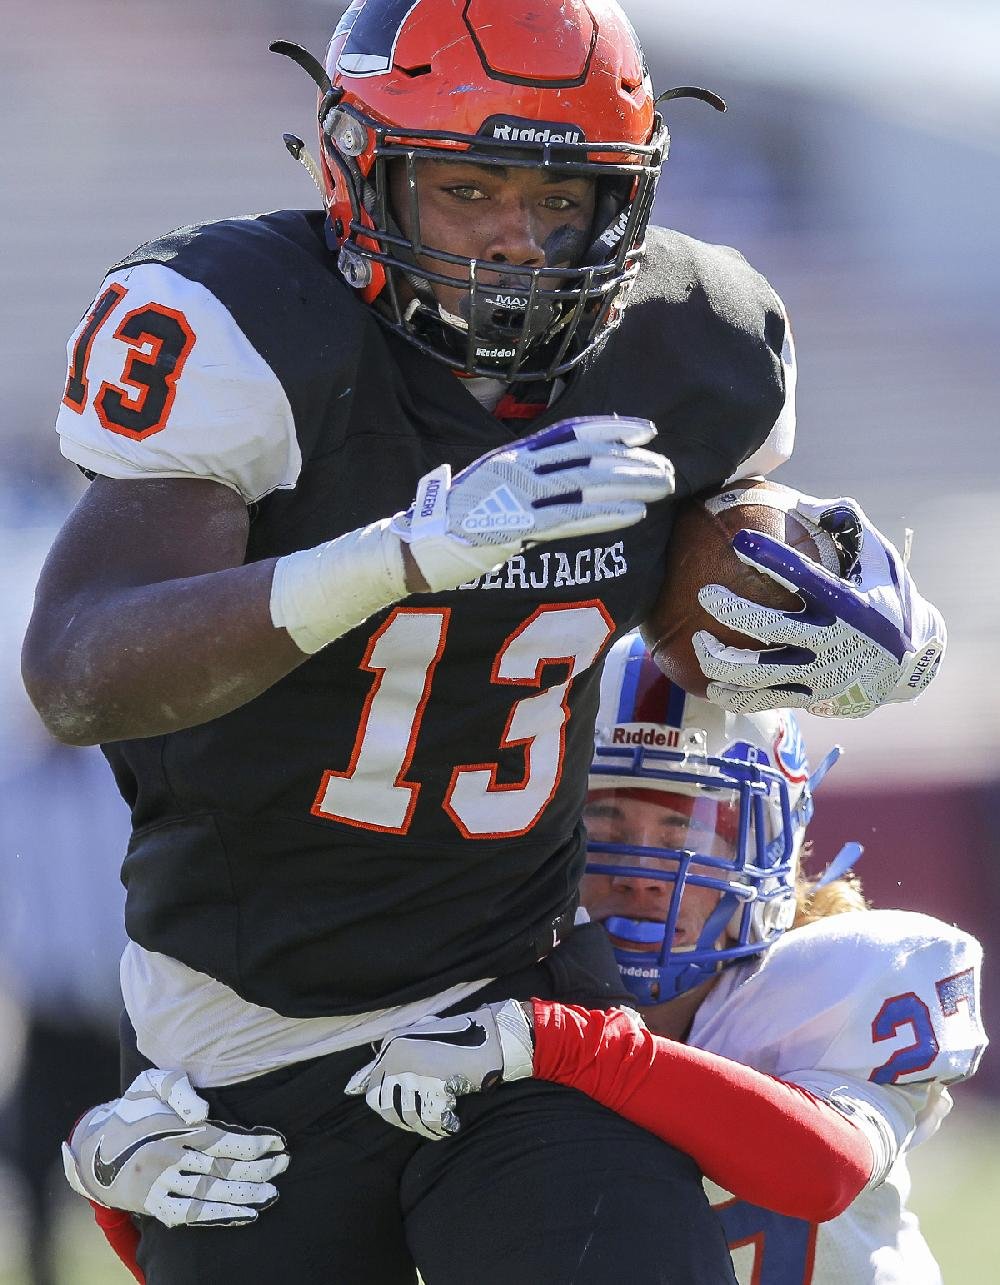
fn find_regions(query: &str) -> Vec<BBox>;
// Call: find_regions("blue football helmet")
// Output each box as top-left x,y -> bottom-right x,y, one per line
585,631 -> 838,1003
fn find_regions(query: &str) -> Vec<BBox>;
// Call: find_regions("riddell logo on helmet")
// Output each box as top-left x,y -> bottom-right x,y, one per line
611,724 -> 680,748
483,116 -> 586,147
598,209 -> 631,250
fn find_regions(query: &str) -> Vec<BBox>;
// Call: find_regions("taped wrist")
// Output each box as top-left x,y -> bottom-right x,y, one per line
270,517 -> 408,654
392,464 -> 512,594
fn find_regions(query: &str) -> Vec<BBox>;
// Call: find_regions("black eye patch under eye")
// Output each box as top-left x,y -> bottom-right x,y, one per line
543,224 -> 589,266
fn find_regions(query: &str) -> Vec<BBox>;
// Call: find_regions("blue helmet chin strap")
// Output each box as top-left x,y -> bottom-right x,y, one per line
800,745 -> 866,889
807,745 -> 842,792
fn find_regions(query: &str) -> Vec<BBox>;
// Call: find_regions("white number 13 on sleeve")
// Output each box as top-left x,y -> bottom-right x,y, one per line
312,602 -> 614,837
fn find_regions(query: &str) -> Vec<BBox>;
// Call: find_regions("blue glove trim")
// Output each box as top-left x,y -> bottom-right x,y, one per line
731,530 -> 910,663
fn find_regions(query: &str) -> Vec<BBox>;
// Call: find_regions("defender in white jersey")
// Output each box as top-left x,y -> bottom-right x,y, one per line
341,632 -> 986,1284
694,909 -> 984,1284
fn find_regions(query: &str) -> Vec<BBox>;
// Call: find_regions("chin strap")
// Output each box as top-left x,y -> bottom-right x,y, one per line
282,134 -> 326,195
797,743 -> 865,887
793,743 -> 841,831
270,39 -> 348,200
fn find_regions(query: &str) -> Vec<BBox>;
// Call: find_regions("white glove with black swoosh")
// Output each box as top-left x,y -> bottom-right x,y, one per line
344,999 -> 535,1140
62,1068 -> 289,1228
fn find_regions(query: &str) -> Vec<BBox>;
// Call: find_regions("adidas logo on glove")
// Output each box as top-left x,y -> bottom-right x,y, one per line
461,485 -> 534,533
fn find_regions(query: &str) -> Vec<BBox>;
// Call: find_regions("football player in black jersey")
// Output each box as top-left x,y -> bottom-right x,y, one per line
30,2 -> 944,1282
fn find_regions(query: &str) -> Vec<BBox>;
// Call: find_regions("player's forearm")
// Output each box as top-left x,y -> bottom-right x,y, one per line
91,1205 -> 143,1284
531,999 -> 873,1223
22,559 -> 306,744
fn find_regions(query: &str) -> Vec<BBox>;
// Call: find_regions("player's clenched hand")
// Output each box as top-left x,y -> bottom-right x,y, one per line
344,999 -> 534,1141
693,493 -> 946,718
62,1069 -> 289,1228
391,416 -> 673,593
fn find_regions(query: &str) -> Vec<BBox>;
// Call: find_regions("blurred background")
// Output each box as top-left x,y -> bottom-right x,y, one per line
1,1 -> 996,1280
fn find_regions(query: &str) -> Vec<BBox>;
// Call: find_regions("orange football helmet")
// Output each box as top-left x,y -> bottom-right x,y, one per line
275,0 -> 718,381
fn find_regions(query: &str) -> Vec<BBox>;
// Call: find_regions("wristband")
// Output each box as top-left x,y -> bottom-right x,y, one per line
270,518 -> 408,654
492,997 -> 535,1083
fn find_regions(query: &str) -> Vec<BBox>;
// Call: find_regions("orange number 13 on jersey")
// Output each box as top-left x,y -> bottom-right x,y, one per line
312,603 -> 614,838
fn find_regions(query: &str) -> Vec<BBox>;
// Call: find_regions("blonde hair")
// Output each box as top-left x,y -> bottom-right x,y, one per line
792,841 -> 869,928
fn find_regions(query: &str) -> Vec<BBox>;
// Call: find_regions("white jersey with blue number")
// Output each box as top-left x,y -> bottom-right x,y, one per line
689,909 -> 986,1285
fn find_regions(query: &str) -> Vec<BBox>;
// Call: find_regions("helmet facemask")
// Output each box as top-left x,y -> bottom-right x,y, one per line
322,103 -> 668,381
584,738 -> 807,1004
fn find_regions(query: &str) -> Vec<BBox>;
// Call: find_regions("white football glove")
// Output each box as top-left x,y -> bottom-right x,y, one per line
344,999 -> 534,1141
693,493 -> 946,718
62,1069 -> 289,1228
391,416 -> 673,593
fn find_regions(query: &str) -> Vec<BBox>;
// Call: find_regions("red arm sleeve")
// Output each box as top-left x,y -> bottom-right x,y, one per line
531,999 -> 873,1222
91,1202 -> 144,1283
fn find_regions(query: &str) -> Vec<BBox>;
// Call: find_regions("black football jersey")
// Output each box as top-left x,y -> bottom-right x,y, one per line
57,211 -> 790,1016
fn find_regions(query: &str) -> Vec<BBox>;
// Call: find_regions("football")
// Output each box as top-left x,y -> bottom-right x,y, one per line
641,479 -> 841,697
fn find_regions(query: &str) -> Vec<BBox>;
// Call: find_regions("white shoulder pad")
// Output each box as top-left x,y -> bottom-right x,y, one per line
726,292 -> 796,482
736,910 -> 986,1089
56,262 -> 301,503
692,909 -> 986,1178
